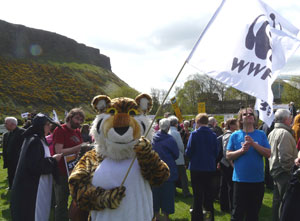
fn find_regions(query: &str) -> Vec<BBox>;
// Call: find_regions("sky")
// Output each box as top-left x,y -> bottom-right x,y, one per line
1,0 -> 300,96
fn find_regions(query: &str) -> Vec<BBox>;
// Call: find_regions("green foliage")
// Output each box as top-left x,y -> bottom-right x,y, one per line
109,86 -> 140,99
0,57 -> 129,115
175,74 -> 226,115
0,116 -> 4,124
0,158 -> 12,219
224,87 -> 243,100
175,80 -> 202,115
151,95 -> 160,115
281,76 -> 300,109
149,88 -> 172,116
215,115 -> 225,126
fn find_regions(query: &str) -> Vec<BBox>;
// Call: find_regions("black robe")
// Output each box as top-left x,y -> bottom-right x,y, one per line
280,166 -> 300,221
10,134 -> 58,221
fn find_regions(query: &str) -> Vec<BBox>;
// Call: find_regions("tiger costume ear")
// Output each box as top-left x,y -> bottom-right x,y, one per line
135,94 -> 153,114
91,95 -> 111,113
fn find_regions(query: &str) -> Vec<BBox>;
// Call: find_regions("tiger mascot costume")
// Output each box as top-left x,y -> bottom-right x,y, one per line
69,94 -> 170,221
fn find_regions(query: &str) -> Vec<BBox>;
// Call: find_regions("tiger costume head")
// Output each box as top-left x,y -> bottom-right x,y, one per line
90,94 -> 153,160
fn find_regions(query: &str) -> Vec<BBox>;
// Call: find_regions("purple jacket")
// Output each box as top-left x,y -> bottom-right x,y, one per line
152,131 -> 179,181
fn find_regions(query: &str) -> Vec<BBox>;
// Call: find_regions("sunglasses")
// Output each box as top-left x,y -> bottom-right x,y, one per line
242,113 -> 254,117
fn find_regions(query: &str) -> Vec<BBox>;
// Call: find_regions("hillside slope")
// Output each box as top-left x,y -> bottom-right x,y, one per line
0,20 -> 135,118
0,57 -> 130,116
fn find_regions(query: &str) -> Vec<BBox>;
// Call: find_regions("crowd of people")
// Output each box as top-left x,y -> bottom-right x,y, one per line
144,105 -> 300,221
1,102 -> 300,221
1,108 -> 92,220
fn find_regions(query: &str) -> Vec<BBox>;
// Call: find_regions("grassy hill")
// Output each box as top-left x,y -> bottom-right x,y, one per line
0,56 -> 133,120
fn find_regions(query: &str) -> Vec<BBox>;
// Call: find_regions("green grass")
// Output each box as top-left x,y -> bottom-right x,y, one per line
0,157 -> 273,220
0,158 -> 11,220
170,171 -> 273,221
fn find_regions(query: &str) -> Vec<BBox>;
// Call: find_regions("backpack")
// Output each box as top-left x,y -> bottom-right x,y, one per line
216,135 -> 224,163
280,166 -> 300,221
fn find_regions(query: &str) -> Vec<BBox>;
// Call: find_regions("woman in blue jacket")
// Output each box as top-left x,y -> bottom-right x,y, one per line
152,118 -> 179,221
186,113 -> 218,221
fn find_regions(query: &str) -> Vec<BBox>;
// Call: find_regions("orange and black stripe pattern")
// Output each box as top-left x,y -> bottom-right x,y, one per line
134,137 -> 170,186
69,149 -> 126,211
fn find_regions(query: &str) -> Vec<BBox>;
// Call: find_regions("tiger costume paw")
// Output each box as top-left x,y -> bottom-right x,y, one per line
98,186 -> 126,209
133,136 -> 152,155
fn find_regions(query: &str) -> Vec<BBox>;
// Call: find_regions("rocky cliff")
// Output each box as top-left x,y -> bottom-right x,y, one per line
0,19 -> 111,70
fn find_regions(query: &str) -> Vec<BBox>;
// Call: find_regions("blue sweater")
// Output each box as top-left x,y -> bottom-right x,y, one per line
186,126 -> 218,172
152,131 -> 179,182
227,129 -> 270,182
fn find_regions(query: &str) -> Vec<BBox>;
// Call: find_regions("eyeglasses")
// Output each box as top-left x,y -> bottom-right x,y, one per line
242,113 -> 254,117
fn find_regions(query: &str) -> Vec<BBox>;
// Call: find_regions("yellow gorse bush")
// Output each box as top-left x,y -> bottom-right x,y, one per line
0,57 -> 126,115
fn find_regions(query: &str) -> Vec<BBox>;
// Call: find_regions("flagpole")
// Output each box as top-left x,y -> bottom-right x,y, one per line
121,0 -> 226,187
121,60 -> 188,187
186,0 -> 226,62
245,97 -> 248,135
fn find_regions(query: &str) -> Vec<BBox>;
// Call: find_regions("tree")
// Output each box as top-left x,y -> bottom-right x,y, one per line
175,80 -> 200,114
224,87 -> 245,100
150,88 -> 172,115
150,88 -> 160,115
174,74 -> 228,114
281,76 -> 300,109
215,81 -> 228,101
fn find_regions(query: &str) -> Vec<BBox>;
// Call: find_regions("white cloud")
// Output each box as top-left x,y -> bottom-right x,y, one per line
0,0 -> 299,96
148,19 -> 204,50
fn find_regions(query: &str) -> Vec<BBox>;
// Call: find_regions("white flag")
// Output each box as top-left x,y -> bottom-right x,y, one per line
187,0 -> 300,111
21,112 -> 29,118
255,98 -> 274,127
52,109 -> 59,123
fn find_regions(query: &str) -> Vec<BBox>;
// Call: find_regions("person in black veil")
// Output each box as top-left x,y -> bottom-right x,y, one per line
10,113 -> 62,221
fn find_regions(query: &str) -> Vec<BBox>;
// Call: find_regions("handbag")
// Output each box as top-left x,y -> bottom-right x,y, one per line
68,200 -> 89,221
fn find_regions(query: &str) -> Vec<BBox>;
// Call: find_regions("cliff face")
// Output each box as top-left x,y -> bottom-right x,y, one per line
0,20 -> 136,117
0,19 -> 111,70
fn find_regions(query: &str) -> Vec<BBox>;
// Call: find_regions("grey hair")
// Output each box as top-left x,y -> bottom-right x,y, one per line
168,115 -> 178,127
183,120 -> 190,126
159,118 -> 170,132
5,117 -> 18,125
208,117 -> 216,125
274,109 -> 291,123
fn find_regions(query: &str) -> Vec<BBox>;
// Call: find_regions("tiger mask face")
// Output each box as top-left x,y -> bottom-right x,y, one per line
90,94 -> 153,160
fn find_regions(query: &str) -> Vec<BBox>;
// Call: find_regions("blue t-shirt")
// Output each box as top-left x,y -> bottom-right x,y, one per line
227,129 -> 270,183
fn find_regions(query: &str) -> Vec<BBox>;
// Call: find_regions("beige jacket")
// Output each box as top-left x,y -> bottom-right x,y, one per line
268,123 -> 297,178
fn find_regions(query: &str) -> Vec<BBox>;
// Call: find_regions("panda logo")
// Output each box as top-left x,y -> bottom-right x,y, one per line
245,13 -> 281,61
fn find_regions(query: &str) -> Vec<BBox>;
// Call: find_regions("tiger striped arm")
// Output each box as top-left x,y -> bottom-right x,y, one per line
69,149 -> 126,211
134,136 -> 170,186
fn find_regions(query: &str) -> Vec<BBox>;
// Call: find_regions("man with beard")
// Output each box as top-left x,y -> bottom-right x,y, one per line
53,108 -> 87,221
